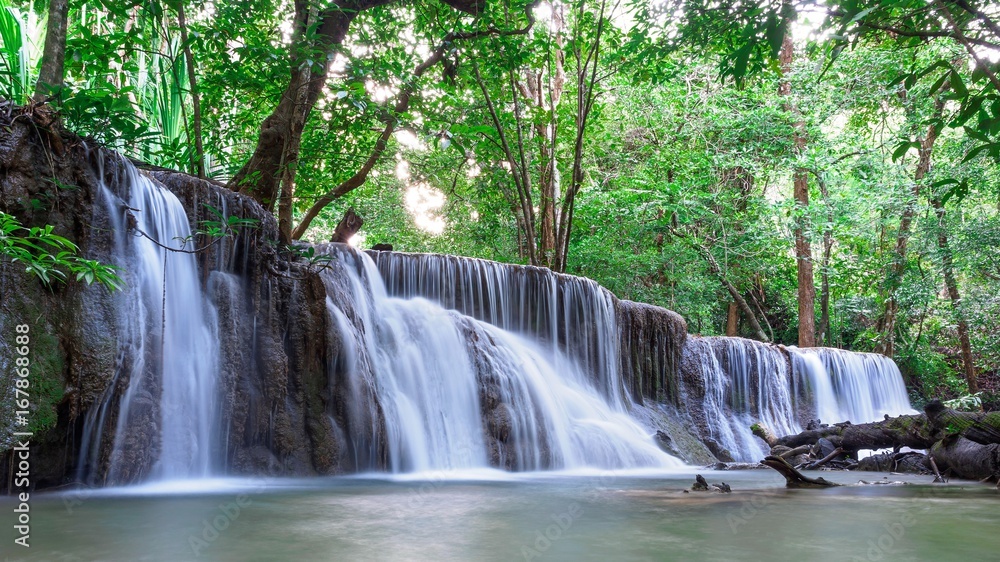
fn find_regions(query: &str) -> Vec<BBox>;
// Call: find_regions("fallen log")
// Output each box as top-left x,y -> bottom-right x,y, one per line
839,414 -> 936,452
774,426 -> 844,448
758,401 -> 1000,482
930,436 -> 1000,482
751,423 -> 778,447
762,456 -> 840,488
805,447 -> 844,470
925,402 -> 1000,445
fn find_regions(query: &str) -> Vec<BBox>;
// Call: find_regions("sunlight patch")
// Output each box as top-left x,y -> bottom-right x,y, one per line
405,182 -> 446,234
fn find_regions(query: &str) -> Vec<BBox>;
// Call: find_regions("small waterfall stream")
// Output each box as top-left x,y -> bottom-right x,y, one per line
77,157 -> 221,483
791,347 -> 915,424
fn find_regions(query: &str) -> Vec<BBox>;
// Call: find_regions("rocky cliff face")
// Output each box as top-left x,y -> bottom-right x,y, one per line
0,116 -> 368,487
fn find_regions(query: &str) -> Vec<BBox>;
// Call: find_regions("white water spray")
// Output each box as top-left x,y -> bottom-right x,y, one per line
81,157 -> 220,482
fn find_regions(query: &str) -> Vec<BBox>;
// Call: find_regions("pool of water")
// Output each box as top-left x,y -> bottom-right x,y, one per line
2,469 -> 997,561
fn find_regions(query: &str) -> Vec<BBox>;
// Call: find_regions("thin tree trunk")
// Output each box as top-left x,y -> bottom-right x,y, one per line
876,94 -> 945,355
670,226 -> 769,342
554,0 -> 606,273
930,196 -> 978,393
809,169 -> 834,345
175,1 -> 205,178
473,61 -> 538,264
291,12 -> 538,241
778,21 -> 816,348
34,0 -> 69,102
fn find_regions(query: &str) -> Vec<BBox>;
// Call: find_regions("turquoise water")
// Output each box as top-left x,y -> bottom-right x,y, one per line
2,470 -> 997,561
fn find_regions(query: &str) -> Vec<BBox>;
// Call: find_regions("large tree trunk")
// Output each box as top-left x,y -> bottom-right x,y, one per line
725,302 -> 739,336
778,22 -> 816,348
34,0 -> 69,101
931,436 -> 1000,481
228,1 -> 357,216
930,196 -> 978,393
231,0 -> 485,238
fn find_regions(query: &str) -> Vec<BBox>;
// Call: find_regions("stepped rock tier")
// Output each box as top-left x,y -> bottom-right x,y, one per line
0,124 -> 912,489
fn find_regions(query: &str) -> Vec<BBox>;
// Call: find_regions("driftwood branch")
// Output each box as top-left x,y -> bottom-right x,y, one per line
762,456 -> 840,488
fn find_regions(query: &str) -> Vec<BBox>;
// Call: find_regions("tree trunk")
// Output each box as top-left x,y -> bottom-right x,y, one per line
518,4 -> 565,268
930,196 -> 978,393
671,226 -> 769,341
553,0 -> 608,273
931,436 -> 1000,482
762,456 -> 840,488
815,172 -> 834,345
174,1 -> 205,178
228,2 -> 357,216
229,0 -> 486,224
779,23 -> 816,348
34,0 -> 69,102
876,94 -> 945,355
766,402 -> 1000,482
725,301 -> 739,336
330,208 -> 363,243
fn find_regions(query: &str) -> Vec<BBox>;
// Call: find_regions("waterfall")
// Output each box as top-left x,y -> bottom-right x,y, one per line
369,252 -> 625,406
681,338 -> 800,462
77,156 -> 221,483
64,160 -> 912,480
681,338 -> 915,462
790,347 -> 915,424
325,247 -> 679,471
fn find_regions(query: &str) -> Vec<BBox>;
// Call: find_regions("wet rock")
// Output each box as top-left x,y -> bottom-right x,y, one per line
857,452 -> 930,474
816,437 -> 838,458
691,474 -> 732,492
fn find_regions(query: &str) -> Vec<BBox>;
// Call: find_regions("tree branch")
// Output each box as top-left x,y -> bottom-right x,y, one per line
290,7 -> 540,240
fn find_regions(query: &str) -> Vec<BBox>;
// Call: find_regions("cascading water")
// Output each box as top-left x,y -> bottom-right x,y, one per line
681,338 -> 801,462
324,247 -> 679,472
682,338 -> 915,462
77,156 -> 221,483
790,347 -> 915,424
62,160 -> 913,479
370,252 -> 625,406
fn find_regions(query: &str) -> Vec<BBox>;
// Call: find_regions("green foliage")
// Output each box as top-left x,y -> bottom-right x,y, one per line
198,204 -> 260,239
943,392 -> 983,412
4,0 -> 997,400
0,0 -> 40,102
0,212 -> 122,289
